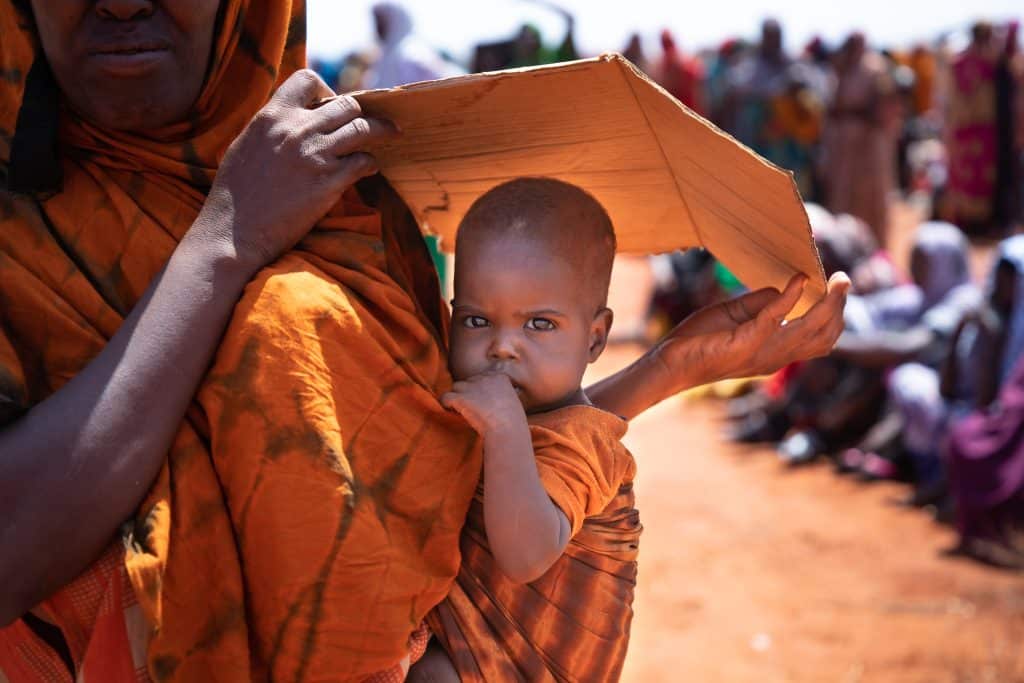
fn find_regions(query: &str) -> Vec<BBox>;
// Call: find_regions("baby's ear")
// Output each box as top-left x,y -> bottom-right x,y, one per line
588,308 -> 614,362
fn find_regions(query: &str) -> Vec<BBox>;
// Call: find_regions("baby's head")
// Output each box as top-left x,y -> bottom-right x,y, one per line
449,178 -> 616,413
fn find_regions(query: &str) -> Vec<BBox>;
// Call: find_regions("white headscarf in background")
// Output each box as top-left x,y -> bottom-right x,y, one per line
364,2 -> 463,89
995,234 -> 1024,383
913,221 -> 971,310
854,221 -> 978,334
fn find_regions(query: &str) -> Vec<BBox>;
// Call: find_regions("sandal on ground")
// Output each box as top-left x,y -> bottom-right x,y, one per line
855,452 -> 900,481
836,448 -> 866,474
777,430 -> 824,466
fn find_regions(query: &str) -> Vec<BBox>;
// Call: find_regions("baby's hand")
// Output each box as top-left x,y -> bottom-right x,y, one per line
441,372 -> 525,437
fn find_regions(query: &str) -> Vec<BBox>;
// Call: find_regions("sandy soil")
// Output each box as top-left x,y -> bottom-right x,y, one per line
606,379 -> 1024,683
593,201 -> 1024,682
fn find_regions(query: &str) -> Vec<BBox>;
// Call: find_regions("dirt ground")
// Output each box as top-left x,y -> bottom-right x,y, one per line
594,202 -> 1024,682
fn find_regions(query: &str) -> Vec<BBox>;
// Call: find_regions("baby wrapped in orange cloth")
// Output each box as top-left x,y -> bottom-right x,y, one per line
412,178 -> 643,682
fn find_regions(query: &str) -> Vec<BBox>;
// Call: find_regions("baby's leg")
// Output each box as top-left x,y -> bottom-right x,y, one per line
407,641 -> 462,683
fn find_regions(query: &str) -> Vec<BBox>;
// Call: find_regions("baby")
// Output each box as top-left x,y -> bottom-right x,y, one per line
411,177 -> 642,681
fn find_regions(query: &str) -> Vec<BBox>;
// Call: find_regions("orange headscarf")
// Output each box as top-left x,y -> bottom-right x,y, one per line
0,1 -> 479,680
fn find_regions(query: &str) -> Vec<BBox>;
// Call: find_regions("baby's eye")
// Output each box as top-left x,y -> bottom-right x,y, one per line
463,315 -> 489,328
526,317 -> 556,331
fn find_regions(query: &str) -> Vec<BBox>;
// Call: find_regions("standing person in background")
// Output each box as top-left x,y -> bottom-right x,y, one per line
363,2 -> 463,89
994,22 -> 1023,232
721,19 -> 791,155
945,22 -> 1000,235
764,66 -> 825,199
475,2 -> 578,73
509,0 -> 580,67
622,32 -> 649,74
705,39 -> 747,127
908,44 -> 939,119
655,30 -> 705,116
823,32 -> 895,245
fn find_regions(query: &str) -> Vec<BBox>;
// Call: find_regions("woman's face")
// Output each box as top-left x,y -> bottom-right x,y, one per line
30,0 -> 221,131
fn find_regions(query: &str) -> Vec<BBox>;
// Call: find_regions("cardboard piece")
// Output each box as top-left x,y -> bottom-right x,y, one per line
355,54 -> 826,313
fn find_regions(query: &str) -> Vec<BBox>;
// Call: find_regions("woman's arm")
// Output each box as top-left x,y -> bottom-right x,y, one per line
0,232 -> 253,626
589,272 -> 850,420
0,70 -> 396,626
831,326 -> 934,368
441,373 -> 570,584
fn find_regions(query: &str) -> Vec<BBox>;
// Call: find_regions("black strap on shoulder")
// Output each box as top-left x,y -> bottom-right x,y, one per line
21,611 -> 75,678
7,54 -> 62,196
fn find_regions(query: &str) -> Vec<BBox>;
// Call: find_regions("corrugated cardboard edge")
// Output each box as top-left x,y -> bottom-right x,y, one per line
353,60 -> 616,238
608,53 -> 827,311
354,55 -> 828,311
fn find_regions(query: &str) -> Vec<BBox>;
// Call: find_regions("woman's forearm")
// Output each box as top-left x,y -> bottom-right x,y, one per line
586,347 -> 693,421
0,216 -> 255,626
832,328 -> 933,369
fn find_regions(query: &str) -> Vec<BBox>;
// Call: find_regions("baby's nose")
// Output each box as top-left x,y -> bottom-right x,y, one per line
487,333 -> 519,360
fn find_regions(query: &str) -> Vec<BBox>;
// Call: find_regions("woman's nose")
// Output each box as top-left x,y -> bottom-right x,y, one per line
96,0 -> 155,21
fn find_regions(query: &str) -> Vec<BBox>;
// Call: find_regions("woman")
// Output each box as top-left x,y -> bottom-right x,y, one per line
363,2 -> 462,89
768,222 -> 975,466
945,22 -> 1000,234
823,32 -> 895,245
886,238 -> 1021,492
0,1 -> 849,681
721,20 -> 790,157
948,353 -> 1024,568
655,30 -> 704,116
835,223 -> 984,481
994,22 -> 1022,230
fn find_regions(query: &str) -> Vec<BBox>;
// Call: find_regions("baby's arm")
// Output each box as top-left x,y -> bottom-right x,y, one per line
442,373 -> 571,583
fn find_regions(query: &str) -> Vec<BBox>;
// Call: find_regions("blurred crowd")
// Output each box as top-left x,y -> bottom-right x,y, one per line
311,4 -> 1024,569
314,5 -> 1024,242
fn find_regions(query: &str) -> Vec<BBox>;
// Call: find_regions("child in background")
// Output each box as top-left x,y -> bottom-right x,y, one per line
410,177 -> 642,682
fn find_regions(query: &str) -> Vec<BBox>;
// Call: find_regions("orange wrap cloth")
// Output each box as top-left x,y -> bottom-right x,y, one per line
429,406 -> 642,682
0,1 -> 479,680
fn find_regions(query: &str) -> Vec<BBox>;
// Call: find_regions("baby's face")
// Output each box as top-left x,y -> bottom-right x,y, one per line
449,236 -> 609,413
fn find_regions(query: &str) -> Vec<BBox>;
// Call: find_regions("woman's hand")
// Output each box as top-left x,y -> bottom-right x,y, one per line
586,272 -> 849,421
194,69 -> 399,274
653,272 -> 851,391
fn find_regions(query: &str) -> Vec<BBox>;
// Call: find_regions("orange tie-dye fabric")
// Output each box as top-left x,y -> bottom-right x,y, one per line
429,406 -> 643,682
0,2 -> 479,681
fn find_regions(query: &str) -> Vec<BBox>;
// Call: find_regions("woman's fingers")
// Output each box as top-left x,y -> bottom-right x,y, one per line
272,68 -> 335,109
309,94 -> 364,132
774,272 -> 850,357
330,152 -> 380,185
756,274 -> 807,325
738,273 -> 808,321
791,272 -> 850,336
322,116 -> 401,157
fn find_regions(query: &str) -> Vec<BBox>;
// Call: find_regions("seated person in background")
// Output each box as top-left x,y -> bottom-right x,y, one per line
814,222 -> 982,476
947,350 -> 1024,568
729,206 -> 896,456
883,234 -> 1024,503
412,177 -> 641,681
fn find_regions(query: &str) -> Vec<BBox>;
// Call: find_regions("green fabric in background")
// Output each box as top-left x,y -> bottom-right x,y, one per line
425,234 -> 448,298
714,260 -> 744,294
